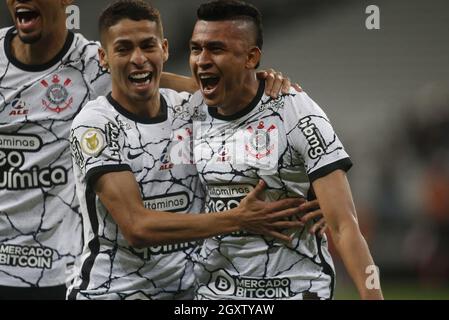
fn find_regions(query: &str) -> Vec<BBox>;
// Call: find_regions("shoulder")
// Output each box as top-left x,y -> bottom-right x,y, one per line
0,27 -> 10,39
160,88 -> 192,106
160,88 -> 199,119
286,90 -> 322,111
72,96 -> 112,129
282,90 -> 328,119
70,32 -> 101,62
190,90 -> 205,105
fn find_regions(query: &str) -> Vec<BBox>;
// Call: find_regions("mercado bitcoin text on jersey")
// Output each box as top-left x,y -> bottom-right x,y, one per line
191,82 -> 353,300
0,27 -> 110,287
68,89 -> 204,299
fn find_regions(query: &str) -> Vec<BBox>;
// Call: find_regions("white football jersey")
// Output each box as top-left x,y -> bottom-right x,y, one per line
68,89 -> 204,299
0,27 -> 110,287
192,82 -> 353,300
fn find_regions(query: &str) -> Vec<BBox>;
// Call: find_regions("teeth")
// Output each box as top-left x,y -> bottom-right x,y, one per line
130,72 -> 151,80
17,8 -> 34,13
199,75 -> 216,79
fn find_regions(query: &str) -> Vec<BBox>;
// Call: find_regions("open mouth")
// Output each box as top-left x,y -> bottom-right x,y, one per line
16,8 -> 41,29
128,72 -> 153,86
199,74 -> 220,94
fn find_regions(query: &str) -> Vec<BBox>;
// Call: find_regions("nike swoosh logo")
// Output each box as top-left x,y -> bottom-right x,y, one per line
127,150 -> 144,160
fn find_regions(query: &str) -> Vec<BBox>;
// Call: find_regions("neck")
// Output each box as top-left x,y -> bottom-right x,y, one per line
10,27 -> 69,65
217,73 -> 259,116
112,90 -> 161,119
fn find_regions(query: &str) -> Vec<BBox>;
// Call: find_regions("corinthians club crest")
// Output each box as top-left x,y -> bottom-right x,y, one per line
245,121 -> 276,160
41,75 -> 73,113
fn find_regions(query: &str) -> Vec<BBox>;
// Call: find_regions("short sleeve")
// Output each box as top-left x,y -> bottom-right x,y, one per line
284,92 -> 352,182
70,104 -> 131,188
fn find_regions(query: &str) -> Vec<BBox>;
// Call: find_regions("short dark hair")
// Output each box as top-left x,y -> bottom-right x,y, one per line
98,0 -> 163,45
197,0 -> 263,50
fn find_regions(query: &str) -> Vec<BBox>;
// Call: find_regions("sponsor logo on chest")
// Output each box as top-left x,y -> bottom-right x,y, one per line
8,98 -> 29,116
0,134 -> 67,190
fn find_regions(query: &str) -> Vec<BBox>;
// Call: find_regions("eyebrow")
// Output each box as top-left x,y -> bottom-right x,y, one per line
190,40 -> 226,48
113,36 -> 158,46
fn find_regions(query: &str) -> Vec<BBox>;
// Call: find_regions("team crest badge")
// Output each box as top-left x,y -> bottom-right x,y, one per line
41,75 -> 73,113
80,128 -> 105,156
245,121 -> 276,160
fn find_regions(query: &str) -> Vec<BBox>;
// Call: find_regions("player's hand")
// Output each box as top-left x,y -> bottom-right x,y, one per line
237,180 -> 306,244
299,199 -> 328,237
256,69 -> 303,98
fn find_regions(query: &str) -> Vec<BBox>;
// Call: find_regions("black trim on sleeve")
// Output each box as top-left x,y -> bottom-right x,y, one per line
5,27 -> 74,72
208,80 -> 265,121
85,164 -> 132,189
107,93 -> 168,124
308,158 -> 353,183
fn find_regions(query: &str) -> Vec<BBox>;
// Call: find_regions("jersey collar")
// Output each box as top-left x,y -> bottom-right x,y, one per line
107,92 -> 168,124
208,80 -> 265,121
4,27 -> 74,72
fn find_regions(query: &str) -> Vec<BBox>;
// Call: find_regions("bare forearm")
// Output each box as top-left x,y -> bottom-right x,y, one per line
129,208 -> 240,248
96,172 -> 303,248
331,224 -> 383,300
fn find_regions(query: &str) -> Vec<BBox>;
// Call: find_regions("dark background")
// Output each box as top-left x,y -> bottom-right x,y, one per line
2,0 -> 449,299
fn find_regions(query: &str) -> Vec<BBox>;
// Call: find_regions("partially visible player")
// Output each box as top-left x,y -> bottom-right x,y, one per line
190,0 -> 383,300
0,0 -> 112,300
67,0 -> 311,300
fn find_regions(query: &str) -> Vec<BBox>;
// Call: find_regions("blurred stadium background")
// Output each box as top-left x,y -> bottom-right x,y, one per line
2,0 -> 448,299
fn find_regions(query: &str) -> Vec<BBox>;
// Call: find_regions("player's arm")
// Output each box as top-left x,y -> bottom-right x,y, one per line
160,72 -> 199,93
312,169 -> 383,300
94,171 -> 305,248
160,71 -> 301,97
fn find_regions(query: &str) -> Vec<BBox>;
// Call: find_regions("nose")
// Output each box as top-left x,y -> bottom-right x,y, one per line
196,49 -> 212,70
130,47 -> 148,67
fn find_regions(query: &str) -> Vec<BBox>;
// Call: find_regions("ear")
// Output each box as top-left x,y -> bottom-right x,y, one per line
62,0 -> 74,6
162,39 -> 169,63
98,47 -> 109,71
246,47 -> 262,69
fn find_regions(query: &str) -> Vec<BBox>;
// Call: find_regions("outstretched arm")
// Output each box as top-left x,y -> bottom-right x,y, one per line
160,70 -> 302,96
94,171 -> 305,248
312,170 -> 383,300
160,72 -> 199,93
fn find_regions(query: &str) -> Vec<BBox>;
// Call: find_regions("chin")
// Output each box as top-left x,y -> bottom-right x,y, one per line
18,32 -> 42,44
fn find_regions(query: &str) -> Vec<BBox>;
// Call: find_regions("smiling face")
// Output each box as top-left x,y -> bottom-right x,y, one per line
6,0 -> 71,44
99,18 -> 168,108
189,19 -> 261,113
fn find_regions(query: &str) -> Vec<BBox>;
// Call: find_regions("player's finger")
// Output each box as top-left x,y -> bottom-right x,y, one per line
263,229 -> 293,244
319,224 -> 328,237
280,77 -> 291,95
264,71 -> 275,96
269,73 -> 284,98
270,220 -> 305,229
299,199 -> 320,212
267,206 -> 304,220
256,70 -> 268,80
309,218 -> 326,234
292,83 -> 303,92
267,198 -> 305,215
247,179 -> 267,201
300,209 -> 323,223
